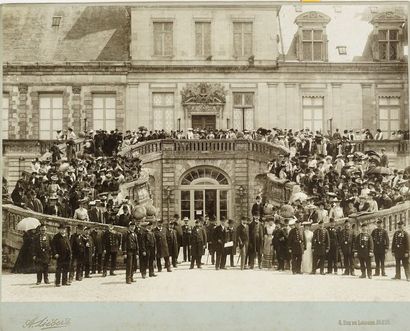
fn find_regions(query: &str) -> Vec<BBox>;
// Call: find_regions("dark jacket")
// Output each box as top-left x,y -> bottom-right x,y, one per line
90,230 -> 104,254
251,203 -> 264,217
213,225 -> 227,251
236,223 -> 249,247
181,224 -> 192,246
312,228 -> 330,256
338,228 -> 355,254
32,233 -> 53,264
371,228 -> 389,254
354,232 -> 374,259
288,227 -> 304,255
391,230 -> 409,258
70,233 -> 85,260
103,230 -> 121,253
52,233 -> 72,262
154,226 -> 169,258
190,225 -> 205,257
248,221 -> 264,254
122,230 -> 139,253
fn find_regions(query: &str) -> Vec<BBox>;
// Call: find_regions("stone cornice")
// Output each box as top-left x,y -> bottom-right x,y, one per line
2,61 -> 408,75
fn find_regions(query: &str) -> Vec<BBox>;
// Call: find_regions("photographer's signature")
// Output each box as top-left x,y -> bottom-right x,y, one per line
22,317 -> 71,330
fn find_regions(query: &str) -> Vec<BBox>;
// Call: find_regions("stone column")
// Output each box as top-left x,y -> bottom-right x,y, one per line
17,84 -> 28,139
267,83 -> 278,128
285,83 -> 297,129
361,83 -> 375,131
126,80 -> 139,131
331,83 -> 342,134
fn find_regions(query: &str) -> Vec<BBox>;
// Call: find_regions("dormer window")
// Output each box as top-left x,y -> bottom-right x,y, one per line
295,11 -> 330,62
370,12 -> 406,62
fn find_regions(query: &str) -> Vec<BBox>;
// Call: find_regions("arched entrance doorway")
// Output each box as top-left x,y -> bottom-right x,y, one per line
178,166 -> 231,221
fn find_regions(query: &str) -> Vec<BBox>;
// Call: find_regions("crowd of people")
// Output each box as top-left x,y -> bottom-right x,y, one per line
5,125 -> 410,286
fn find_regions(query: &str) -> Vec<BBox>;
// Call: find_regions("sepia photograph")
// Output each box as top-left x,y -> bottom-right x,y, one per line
1,0 -> 409,330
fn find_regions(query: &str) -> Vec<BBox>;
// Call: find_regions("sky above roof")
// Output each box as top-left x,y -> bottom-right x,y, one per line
279,4 -> 408,62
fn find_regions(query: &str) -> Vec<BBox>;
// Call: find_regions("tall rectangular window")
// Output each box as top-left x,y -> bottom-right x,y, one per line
153,22 -> 173,56
302,29 -> 323,61
233,22 -> 253,57
39,94 -> 63,140
2,95 -> 9,139
302,96 -> 324,132
180,190 -> 191,219
152,92 -> 174,131
233,92 -> 254,130
93,94 -> 116,131
379,96 -> 400,138
379,29 -> 399,61
195,22 -> 211,57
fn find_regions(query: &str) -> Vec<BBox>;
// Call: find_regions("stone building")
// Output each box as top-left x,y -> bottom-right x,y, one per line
2,2 -> 409,220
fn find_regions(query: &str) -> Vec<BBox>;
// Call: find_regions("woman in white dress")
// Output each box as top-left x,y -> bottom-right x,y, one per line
262,219 -> 275,268
301,221 -> 313,274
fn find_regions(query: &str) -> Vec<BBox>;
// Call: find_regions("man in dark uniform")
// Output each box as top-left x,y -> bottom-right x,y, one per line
122,222 -> 139,284
102,224 -> 121,277
32,224 -> 52,285
371,219 -> 389,276
140,221 -> 157,278
214,218 -> 228,270
311,220 -> 330,275
248,216 -> 264,269
339,220 -> 355,276
136,221 -> 146,277
353,223 -> 374,279
391,220 -> 410,281
154,220 -> 172,272
327,218 -> 339,274
287,219 -> 304,274
206,218 -> 217,265
273,220 -> 288,271
236,217 -> 249,270
190,219 -> 205,269
168,221 -> 179,268
52,224 -> 72,287
251,196 -> 264,218
181,217 -> 192,262
70,225 -> 85,282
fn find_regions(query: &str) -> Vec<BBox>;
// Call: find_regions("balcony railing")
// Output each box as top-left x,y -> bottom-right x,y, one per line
352,139 -> 409,154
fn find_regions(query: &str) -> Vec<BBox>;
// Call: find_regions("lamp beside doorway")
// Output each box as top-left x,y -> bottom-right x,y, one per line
238,185 -> 246,217
164,186 -> 172,222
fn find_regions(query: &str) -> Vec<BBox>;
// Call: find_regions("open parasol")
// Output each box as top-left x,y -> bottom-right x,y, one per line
16,217 -> 41,232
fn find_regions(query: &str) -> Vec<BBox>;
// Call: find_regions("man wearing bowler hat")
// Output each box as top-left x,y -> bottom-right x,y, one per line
181,217 -> 192,262
52,224 -> 72,287
391,220 -> 410,281
354,223 -> 374,279
371,219 -> 389,276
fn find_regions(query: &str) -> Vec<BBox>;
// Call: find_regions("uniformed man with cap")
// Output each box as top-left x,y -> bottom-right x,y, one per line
69,225 -> 85,282
102,224 -> 121,277
339,220 -> 355,276
82,226 -> 95,279
353,223 -> 374,279
141,221 -> 157,278
311,220 -> 330,275
31,223 -> 52,285
154,219 -> 172,272
371,219 -> 389,276
327,218 -> 339,274
287,219 -> 304,274
122,221 -> 139,284
391,220 -> 410,281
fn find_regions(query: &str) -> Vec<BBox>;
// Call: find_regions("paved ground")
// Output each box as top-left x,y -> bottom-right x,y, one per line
2,260 -> 409,302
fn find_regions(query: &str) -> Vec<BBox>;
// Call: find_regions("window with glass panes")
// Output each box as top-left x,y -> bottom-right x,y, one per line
219,190 -> 228,220
181,190 -> 191,219
153,22 -> 173,56
302,96 -> 324,132
39,94 -> 63,140
302,30 -> 324,61
378,96 -> 400,138
2,95 -> 9,139
233,92 -> 254,130
233,22 -> 253,57
378,29 -> 399,61
195,22 -> 211,57
93,94 -> 116,131
152,93 -> 174,131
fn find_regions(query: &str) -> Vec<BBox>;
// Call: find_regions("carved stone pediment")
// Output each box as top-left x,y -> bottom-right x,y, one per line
371,11 -> 406,25
295,11 -> 331,26
181,82 -> 226,118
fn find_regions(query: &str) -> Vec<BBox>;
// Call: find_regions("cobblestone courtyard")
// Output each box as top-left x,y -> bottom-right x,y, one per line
2,260 -> 409,302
